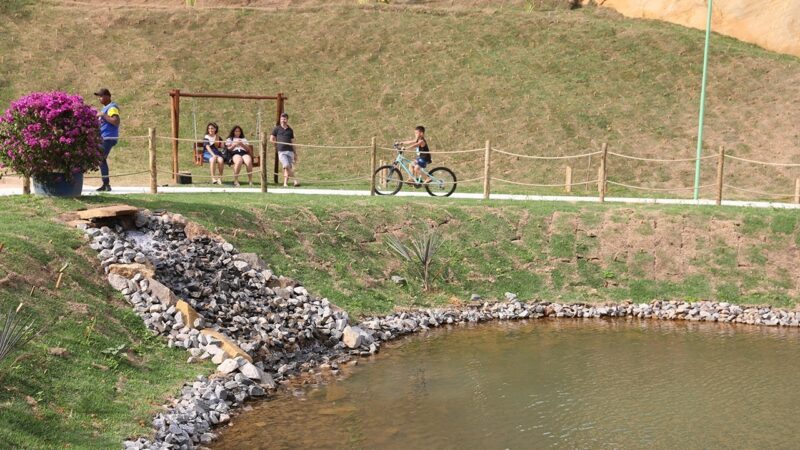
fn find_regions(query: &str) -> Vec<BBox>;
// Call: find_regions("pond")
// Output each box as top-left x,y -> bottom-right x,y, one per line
214,319 -> 800,449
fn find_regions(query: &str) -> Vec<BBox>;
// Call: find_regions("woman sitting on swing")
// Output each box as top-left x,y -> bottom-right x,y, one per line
203,122 -> 225,185
225,125 -> 254,187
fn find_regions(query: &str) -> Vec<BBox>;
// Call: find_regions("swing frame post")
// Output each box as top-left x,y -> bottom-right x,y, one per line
169,89 -> 180,182
168,90 -> 286,184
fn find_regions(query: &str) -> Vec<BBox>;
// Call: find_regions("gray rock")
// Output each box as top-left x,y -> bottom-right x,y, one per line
233,260 -> 250,272
108,273 -> 129,291
240,362 -> 262,380
217,358 -> 239,375
260,372 -> 276,389
342,326 -> 365,349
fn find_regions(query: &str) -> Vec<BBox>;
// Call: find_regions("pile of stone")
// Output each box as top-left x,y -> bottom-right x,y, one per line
80,209 -> 379,449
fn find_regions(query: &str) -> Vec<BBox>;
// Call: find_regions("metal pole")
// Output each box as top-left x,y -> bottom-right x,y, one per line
693,0 -> 714,201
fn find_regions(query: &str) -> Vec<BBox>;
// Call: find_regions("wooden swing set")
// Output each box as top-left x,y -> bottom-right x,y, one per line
169,89 -> 286,183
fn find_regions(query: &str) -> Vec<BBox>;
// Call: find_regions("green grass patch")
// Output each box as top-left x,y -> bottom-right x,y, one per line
0,197 -> 204,449
2,191 -> 800,447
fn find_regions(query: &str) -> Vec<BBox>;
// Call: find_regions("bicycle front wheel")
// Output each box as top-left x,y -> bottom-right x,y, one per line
425,167 -> 457,197
373,165 -> 403,195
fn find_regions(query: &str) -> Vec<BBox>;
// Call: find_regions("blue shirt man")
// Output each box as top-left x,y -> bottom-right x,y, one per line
95,88 -> 120,191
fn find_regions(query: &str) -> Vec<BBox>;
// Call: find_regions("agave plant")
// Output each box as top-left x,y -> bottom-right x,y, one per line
385,229 -> 445,292
0,303 -> 39,362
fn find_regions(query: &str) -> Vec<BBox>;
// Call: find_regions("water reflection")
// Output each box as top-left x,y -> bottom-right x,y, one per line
214,319 -> 800,449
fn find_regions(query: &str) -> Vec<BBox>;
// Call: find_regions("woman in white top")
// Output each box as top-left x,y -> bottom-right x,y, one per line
224,125 -> 254,187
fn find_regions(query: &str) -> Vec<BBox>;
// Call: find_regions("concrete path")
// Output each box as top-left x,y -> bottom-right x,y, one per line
1,185 -> 799,210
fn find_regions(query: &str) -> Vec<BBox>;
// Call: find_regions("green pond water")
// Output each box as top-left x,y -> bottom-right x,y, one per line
214,319 -> 800,449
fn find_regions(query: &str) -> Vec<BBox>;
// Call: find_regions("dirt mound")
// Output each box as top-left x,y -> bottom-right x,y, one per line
597,0 -> 800,58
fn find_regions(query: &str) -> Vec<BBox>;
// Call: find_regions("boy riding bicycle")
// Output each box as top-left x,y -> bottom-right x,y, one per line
397,125 -> 432,184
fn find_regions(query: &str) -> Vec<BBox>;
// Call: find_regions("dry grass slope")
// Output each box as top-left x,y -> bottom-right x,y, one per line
1,1 -> 799,196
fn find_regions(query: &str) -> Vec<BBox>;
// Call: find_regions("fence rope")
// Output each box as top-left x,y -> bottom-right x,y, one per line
492,177 -> 599,187
492,148 -> 601,160
377,146 -> 485,154
155,135 -> 368,150
607,151 -> 719,162
103,135 -> 150,141
84,170 -> 151,180
724,154 -> 800,167
722,184 -> 794,198
606,179 -> 715,192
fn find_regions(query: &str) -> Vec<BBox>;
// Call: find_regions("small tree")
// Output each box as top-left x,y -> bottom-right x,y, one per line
385,229 -> 445,291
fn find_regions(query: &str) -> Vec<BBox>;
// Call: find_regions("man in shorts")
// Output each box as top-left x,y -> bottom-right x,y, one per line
270,112 -> 297,187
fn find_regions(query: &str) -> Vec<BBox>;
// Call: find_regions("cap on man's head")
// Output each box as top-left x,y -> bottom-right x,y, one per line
280,112 -> 289,118
94,88 -> 111,97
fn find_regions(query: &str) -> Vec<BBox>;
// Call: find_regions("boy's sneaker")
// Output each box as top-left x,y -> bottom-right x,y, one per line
96,184 -> 111,192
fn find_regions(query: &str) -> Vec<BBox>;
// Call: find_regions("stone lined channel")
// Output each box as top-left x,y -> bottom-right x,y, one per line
72,206 -> 800,449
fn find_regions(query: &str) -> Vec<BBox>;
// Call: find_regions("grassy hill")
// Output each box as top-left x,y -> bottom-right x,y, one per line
2,1 -> 799,197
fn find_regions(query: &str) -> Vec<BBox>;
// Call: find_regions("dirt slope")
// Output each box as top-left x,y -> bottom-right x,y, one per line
598,0 -> 800,58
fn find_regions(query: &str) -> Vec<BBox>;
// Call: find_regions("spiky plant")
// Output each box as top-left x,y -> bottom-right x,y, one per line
0,303 -> 38,362
385,229 -> 445,292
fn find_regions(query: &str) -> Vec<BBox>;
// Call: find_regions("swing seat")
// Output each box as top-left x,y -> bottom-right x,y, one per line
193,141 -> 260,167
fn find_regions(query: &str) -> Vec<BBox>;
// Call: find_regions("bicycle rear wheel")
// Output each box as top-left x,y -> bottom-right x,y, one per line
425,167 -> 457,197
373,165 -> 403,195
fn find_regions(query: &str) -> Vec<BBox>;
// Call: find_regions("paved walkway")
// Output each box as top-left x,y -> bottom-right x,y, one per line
2,185 -> 799,209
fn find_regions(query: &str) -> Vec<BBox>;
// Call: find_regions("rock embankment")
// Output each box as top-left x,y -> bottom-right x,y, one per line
75,207 -> 800,450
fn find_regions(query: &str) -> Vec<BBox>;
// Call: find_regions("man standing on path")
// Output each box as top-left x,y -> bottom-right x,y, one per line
270,112 -> 297,187
95,88 -> 120,192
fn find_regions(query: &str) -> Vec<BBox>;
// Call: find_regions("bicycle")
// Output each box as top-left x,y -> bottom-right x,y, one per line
373,143 -> 458,197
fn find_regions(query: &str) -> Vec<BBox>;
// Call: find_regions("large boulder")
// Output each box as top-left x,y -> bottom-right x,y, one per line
342,325 -> 371,349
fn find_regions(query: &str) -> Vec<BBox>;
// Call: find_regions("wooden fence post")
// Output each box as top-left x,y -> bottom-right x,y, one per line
794,178 -> 800,204
565,166 -> 572,193
483,140 -> 491,200
599,143 -> 608,202
260,132 -> 268,193
369,137 -> 377,196
715,146 -> 725,206
148,128 -> 157,194
22,176 -> 30,195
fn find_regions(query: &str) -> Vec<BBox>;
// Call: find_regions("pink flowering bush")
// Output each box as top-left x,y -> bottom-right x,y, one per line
0,91 -> 102,180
